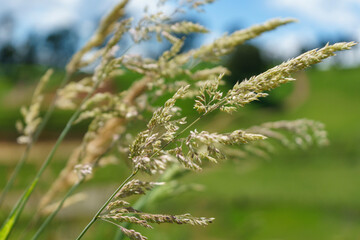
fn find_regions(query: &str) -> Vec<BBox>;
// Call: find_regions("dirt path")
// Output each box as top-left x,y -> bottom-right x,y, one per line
0,140 -> 81,165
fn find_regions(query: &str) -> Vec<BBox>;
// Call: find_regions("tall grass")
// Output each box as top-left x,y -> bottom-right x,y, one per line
0,0 -> 357,239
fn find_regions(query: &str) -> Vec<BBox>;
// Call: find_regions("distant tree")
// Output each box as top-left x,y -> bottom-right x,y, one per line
225,44 -> 267,86
223,22 -> 284,109
0,44 -> 17,64
43,28 -> 78,67
0,13 -> 17,64
224,22 -> 268,85
22,33 -> 40,65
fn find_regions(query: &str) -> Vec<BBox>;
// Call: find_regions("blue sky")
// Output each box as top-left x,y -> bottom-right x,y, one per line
201,0 -> 360,61
0,0 -> 359,64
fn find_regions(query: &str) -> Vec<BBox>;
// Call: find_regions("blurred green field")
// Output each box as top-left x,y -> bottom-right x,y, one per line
1,65 -> 360,239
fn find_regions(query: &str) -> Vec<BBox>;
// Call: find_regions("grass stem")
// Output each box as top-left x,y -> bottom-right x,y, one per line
0,77 -> 101,240
75,170 -> 138,240
0,73 -> 71,208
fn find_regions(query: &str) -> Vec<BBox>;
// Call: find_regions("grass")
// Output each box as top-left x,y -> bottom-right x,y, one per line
0,64 -> 360,239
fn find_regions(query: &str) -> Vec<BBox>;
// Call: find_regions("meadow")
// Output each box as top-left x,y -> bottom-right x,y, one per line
1,64 -> 359,239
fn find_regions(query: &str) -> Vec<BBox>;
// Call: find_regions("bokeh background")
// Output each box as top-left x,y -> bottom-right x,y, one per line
1,0 -> 360,239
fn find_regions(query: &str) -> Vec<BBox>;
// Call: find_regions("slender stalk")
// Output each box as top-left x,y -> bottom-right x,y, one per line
0,144 -> 31,208
101,219 -> 124,229
0,78 -> 101,239
114,165 -> 181,240
75,170 -> 138,240
28,139 -> 118,239
0,73 -> 72,208
31,179 -> 83,240
113,194 -> 148,240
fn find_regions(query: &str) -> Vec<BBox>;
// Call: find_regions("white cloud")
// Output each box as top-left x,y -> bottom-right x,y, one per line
126,0 -> 176,18
260,29 -> 318,59
1,0 -> 82,34
0,0 -> 176,39
269,0 -> 360,33
264,0 -> 360,65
